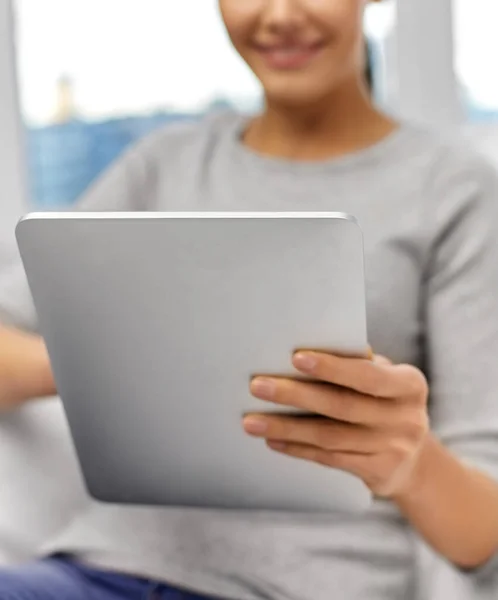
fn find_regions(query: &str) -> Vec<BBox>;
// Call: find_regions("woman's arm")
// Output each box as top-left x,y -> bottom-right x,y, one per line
399,150 -> 498,569
0,325 -> 56,409
245,351 -> 498,570
395,435 -> 498,569
244,153 -> 498,570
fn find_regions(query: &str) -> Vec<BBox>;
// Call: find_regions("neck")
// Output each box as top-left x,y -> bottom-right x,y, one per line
244,78 -> 397,161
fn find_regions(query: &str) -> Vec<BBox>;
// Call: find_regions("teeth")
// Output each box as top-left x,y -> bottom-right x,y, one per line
270,48 -> 308,57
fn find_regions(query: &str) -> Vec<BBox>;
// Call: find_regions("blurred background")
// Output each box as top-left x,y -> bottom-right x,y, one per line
1,0 -> 497,223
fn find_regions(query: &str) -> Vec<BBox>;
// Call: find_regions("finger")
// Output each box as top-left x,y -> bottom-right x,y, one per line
250,378 -> 394,425
243,415 -> 380,453
364,347 -> 391,365
373,355 -> 392,366
267,441 -> 372,480
292,352 -> 419,399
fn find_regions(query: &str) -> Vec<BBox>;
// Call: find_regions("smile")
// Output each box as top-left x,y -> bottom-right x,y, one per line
254,42 -> 324,70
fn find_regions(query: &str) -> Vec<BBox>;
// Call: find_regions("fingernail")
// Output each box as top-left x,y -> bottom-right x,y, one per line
243,417 -> 268,435
251,378 -> 276,401
293,352 -> 317,373
268,441 -> 287,452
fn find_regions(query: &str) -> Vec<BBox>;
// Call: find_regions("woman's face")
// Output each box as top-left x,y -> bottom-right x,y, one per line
219,0 -> 369,107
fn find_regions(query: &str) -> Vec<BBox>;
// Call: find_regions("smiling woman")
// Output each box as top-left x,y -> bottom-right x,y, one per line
220,0 -> 382,107
1,1 -> 498,600
12,0 -> 394,209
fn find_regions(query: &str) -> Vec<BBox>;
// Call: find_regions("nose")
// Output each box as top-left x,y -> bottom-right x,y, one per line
261,0 -> 306,34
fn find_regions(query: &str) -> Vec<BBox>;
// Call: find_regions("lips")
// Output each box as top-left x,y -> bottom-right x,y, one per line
255,42 -> 324,70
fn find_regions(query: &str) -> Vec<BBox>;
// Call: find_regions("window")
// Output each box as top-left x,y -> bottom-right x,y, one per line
364,0 -> 396,108
454,0 -> 498,121
15,0 -> 396,208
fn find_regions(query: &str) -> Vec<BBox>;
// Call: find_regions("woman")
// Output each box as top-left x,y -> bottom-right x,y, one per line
1,0 -> 498,599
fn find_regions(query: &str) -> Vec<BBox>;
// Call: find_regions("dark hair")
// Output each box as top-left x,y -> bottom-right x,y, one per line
364,38 -> 374,93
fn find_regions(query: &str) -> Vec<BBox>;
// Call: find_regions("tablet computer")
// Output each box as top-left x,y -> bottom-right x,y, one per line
16,212 -> 370,513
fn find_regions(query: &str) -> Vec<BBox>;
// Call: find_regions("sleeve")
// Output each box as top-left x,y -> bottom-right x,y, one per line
414,151 -> 498,598
0,131 -> 161,331
425,154 -> 498,479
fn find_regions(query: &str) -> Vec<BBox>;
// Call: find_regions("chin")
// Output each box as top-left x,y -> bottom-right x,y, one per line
264,83 -> 334,111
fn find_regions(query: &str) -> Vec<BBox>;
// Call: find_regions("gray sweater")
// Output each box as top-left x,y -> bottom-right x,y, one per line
2,112 -> 498,599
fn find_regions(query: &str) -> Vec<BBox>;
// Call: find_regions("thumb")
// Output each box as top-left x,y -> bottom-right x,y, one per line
372,353 -> 393,366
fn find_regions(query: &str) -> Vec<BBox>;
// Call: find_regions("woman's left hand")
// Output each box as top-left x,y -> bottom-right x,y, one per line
244,351 -> 430,499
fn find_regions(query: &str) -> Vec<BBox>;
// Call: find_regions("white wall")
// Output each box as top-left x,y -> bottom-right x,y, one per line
0,0 -> 27,262
396,0 -> 464,128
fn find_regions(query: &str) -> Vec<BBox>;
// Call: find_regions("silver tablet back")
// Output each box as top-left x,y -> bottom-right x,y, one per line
16,212 -> 371,513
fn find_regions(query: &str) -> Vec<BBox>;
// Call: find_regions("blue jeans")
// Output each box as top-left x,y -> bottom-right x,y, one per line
0,557 -> 215,600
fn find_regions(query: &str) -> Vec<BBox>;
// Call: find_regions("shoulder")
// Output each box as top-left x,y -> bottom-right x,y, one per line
398,123 -> 498,193
75,110 -> 244,211
396,124 -> 498,233
404,128 -> 498,286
